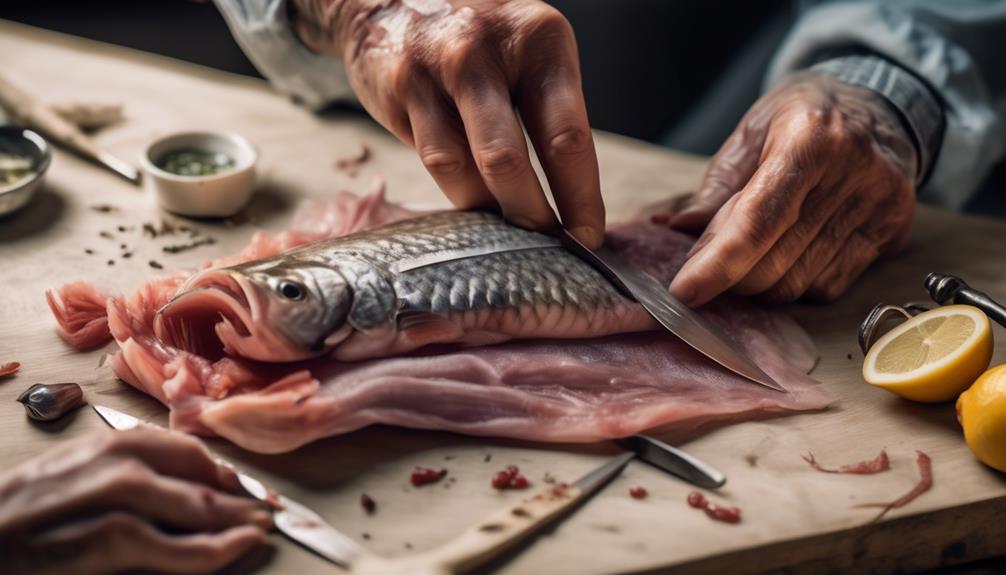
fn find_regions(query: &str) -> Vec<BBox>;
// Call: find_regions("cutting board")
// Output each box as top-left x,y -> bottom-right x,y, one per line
2,20 -> 1006,575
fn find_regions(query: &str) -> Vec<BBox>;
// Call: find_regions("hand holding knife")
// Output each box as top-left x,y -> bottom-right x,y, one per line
94,405 -> 725,573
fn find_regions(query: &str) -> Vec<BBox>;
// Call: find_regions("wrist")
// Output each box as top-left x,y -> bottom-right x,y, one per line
808,55 -> 943,187
288,0 -> 371,57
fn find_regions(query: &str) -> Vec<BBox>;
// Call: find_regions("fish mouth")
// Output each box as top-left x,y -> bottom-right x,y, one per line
155,269 -> 305,362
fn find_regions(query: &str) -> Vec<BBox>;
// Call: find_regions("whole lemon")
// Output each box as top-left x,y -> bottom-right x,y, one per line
958,364 -> 1006,472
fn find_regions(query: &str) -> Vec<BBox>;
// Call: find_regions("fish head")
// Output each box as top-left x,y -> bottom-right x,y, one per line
157,258 -> 354,362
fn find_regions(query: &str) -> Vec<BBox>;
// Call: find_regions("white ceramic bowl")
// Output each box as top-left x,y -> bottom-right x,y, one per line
0,127 -> 51,218
141,131 -> 257,218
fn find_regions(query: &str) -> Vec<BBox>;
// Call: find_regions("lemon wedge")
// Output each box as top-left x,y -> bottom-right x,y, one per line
863,304 -> 993,402
958,364 -> 1006,472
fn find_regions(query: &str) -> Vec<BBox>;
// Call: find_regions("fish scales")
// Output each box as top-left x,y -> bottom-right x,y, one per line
160,210 -> 652,363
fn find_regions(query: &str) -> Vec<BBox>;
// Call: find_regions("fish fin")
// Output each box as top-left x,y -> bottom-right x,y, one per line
398,312 -> 465,346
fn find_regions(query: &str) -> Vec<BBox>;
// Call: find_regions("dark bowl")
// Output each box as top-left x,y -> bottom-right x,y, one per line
0,126 -> 51,217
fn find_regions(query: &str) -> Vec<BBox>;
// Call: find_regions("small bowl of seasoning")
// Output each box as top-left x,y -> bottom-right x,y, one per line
141,131 -> 257,218
0,126 -> 51,218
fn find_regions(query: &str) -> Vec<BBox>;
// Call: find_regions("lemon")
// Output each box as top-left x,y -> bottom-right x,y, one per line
862,304 -> 993,403
958,364 -> 1006,472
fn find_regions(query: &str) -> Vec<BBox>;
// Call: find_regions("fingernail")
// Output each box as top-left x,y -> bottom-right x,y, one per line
570,226 -> 603,250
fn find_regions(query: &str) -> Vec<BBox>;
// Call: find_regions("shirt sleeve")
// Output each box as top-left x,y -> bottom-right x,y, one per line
766,0 -> 1006,211
212,0 -> 357,110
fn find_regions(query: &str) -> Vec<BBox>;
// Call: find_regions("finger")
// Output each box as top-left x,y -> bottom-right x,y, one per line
103,428 -> 242,493
684,193 -> 741,261
761,195 -> 873,303
732,182 -> 846,295
519,42 -> 604,249
16,459 -> 271,534
805,230 -> 879,302
407,83 -> 496,211
114,473 -> 273,532
453,74 -> 557,232
31,512 -> 266,575
668,122 -> 766,232
668,157 -> 819,306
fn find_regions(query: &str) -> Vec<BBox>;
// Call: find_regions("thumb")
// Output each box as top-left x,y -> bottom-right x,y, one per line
668,124 -> 763,233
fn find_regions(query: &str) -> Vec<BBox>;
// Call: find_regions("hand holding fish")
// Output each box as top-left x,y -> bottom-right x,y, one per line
663,73 -> 917,306
0,428 -> 271,575
290,0 -> 605,249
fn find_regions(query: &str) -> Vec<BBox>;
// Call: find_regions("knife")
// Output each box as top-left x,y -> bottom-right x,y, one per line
561,230 -> 786,393
92,405 -> 367,567
0,73 -> 141,185
350,452 -> 635,575
618,434 -> 725,489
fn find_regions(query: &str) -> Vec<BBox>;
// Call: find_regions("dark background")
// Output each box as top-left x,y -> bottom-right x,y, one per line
0,0 -> 791,154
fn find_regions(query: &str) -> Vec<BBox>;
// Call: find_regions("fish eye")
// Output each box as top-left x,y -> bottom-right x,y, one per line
278,280 -> 306,301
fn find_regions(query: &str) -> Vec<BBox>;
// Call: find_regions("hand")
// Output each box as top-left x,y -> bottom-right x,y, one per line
662,73 -> 918,306
0,428 -> 271,575
292,0 -> 604,248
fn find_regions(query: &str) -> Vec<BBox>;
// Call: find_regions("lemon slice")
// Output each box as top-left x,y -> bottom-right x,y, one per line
863,304 -> 993,403
958,364 -> 1006,472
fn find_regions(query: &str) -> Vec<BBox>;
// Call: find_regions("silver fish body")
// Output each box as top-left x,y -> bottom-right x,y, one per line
160,211 -> 654,362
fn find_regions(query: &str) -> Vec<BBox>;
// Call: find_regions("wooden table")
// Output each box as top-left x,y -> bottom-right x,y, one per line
2,20 -> 1006,575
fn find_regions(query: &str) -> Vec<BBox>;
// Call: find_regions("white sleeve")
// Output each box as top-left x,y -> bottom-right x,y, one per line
766,1 -> 1006,211
212,0 -> 357,110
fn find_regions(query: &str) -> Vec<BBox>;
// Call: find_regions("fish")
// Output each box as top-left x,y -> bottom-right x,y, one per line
46,181 -> 830,453
157,211 -> 654,363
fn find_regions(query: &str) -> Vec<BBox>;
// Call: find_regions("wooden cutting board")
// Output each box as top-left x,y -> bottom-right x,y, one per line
1,19 -> 1005,575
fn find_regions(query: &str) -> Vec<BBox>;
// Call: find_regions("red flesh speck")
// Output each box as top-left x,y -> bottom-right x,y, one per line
0,362 -> 20,378
855,451 -> 933,522
802,450 -> 890,474
687,491 -> 741,524
629,486 -> 648,499
360,493 -> 376,514
491,465 -> 531,490
410,467 -> 447,486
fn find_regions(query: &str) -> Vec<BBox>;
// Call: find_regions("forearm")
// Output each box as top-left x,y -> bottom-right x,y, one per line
288,0 -> 386,57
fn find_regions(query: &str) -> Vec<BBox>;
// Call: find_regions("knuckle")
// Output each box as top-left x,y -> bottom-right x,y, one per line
523,3 -> 571,37
737,209 -> 778,249
546,126 -> 591,158
439,40 -> 479,79
769,274 -> 809,303
99,511 -> 143,537
475,143 -> 526,179
528,5 -> 573,37
419,146 -> 465,176
107,459 -> 152,492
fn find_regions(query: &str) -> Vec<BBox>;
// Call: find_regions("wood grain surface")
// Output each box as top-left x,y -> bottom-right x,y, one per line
1,20 -> 1005,575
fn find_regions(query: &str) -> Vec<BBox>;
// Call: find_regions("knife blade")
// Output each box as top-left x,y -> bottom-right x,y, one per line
92,405 -> 366,567
561,230 -> 786,393
617,434 -> 726,489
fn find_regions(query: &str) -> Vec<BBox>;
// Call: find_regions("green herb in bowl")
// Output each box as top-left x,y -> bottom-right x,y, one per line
157,149 -> 235,177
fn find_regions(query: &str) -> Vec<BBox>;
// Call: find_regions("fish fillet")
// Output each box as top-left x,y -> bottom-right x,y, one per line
47,181 -> 830,453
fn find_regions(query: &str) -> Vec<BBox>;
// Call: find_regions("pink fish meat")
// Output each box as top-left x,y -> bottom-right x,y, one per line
47,183 -> 830,453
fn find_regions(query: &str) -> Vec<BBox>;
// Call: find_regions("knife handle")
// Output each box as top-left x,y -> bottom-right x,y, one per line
350,484 -> 586,575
